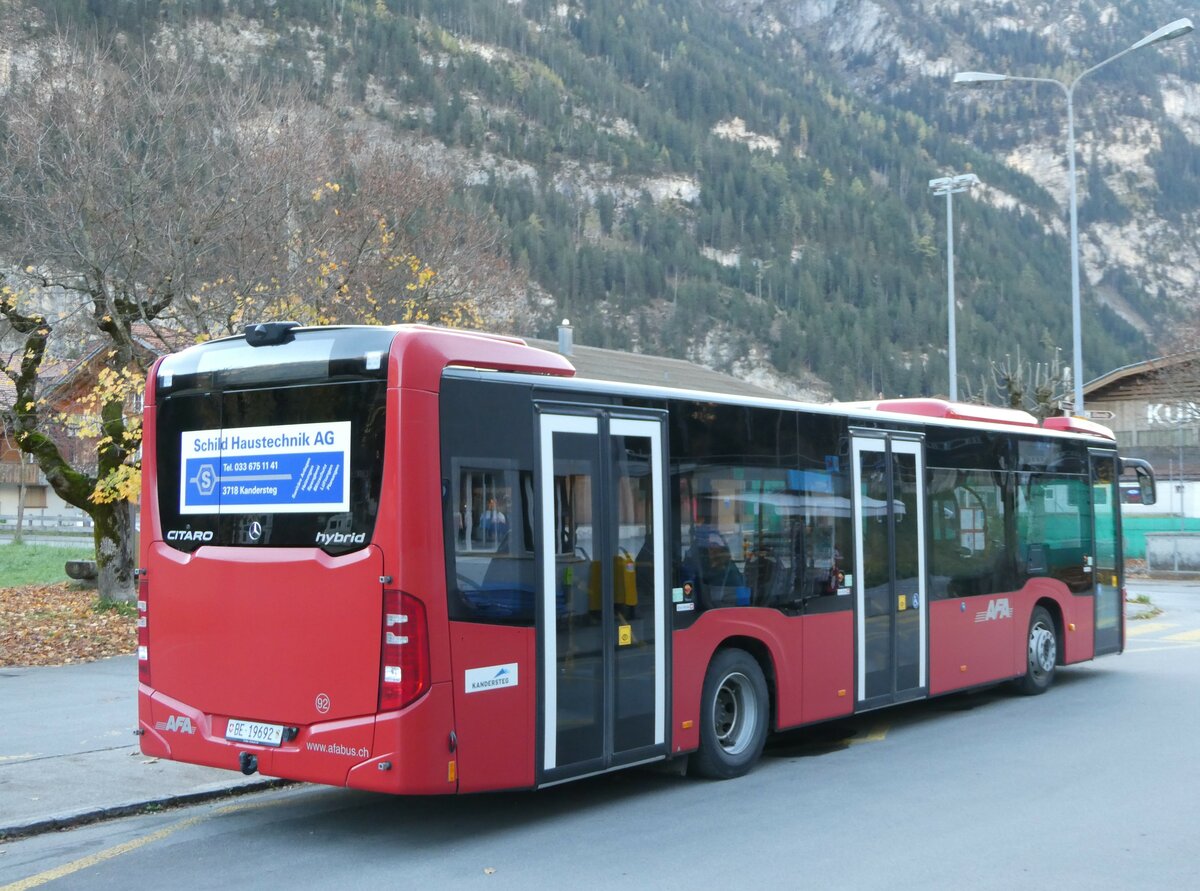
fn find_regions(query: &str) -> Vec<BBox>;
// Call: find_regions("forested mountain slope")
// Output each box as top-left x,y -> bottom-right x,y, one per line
9,0 -> 1196,400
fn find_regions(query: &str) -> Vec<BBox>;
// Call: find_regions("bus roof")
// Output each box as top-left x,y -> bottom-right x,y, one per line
159,325 -> 1116,443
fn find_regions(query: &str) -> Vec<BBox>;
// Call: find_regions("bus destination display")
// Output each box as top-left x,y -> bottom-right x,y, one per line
179,421 -> 352,514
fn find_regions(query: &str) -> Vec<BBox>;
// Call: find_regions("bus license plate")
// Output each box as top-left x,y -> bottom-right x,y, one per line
225,718 -> 285,747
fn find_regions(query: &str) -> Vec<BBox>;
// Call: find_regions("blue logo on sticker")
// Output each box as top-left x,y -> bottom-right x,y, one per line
190,463 -> 218,497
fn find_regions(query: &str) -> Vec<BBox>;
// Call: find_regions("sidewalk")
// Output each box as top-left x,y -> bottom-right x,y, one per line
0,655 -> 280,841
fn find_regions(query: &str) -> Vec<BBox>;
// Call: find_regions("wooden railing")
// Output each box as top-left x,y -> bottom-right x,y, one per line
0,514 -> 94,531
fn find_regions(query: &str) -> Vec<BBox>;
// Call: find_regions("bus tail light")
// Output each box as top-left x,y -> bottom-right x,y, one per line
379,590 -> 430,711
137,577 -> 150,686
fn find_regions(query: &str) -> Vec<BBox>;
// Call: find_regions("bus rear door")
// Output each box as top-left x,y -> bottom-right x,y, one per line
851,432 -> 929,710
537,409 -> 669,785
1090,450 -> 1122,656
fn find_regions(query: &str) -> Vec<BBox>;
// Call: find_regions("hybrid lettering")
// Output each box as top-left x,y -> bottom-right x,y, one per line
315,531 -> 366,546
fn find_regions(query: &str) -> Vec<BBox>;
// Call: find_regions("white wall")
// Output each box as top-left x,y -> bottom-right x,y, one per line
0,483 -> 91,525
1122,479 -> 1200,519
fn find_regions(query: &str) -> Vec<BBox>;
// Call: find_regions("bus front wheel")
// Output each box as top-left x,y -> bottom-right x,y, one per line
1016,606 -> 1058,696
691,648 -> 769,779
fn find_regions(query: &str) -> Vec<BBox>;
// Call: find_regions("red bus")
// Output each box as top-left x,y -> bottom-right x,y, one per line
138,324 -> 1156,791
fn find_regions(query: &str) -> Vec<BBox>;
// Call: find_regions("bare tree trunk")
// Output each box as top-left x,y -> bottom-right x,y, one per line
15,465 -> 26,545
93,499 -> 136,602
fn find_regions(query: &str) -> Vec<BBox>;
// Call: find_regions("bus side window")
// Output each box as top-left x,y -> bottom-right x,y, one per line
451,467 -> 536,623
928,471 -> 1004,598
1017,475 -> 1091,594
928,476 -> 960,601
456,470 -> 512,552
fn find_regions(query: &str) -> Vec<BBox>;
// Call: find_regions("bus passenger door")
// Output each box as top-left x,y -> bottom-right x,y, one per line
537,410 -> 669,784
1090,451 -> 1122,656
851,433 -> 928,710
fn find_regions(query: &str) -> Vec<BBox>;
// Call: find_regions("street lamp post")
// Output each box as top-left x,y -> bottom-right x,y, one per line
929,173 -> 980,402
954,17 -> 1194,416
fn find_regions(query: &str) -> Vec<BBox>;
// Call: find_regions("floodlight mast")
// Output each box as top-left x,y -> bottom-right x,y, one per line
952,18 -> 1194,415
929,174 -> 981,401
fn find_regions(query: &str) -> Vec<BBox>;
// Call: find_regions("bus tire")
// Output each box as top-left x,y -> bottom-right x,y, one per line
1016,606 -> 1058,696
690,648 -> 769,779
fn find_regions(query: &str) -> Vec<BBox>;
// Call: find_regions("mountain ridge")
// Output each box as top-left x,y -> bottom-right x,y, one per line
6,0 -> 1196,401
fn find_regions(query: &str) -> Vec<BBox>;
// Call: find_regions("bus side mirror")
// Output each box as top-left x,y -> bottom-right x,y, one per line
1137,470 -> 1156,506
1121,458 -> 1156,506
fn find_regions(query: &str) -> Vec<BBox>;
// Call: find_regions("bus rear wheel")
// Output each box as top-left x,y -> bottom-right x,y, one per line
1016,606 -> 1058,696
691,648 -> 769,779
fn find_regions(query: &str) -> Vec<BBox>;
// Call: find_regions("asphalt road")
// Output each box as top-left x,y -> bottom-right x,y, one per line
3,579 -> 1199,889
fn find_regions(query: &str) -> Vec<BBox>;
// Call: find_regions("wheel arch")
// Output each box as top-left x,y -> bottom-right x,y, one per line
713,635 -> 779,731
1033,596 -> 1065,666
672,614 -> 799,753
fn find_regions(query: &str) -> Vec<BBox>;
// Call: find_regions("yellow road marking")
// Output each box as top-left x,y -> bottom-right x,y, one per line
1,814 -> 208,891
847,723 -> 888,745
1164,629 -> 1200,643
1,795 -> 289,890
1124,622 -> 1173,637
212,796 -> 292,817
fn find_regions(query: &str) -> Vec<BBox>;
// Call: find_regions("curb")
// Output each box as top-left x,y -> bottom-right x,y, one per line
0,778 -> 291,842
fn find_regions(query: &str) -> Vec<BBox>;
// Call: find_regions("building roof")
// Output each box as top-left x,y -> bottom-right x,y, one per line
1085,351 -> 1200,400
1,322 -> 190,414
524,337 -> 784,400
0,356 -> 75,412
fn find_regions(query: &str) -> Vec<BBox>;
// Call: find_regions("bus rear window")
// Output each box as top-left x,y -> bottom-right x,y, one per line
156,380 -> 387,554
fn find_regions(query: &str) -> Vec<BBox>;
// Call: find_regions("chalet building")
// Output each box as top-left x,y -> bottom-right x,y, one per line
526,324 -> 781,399
1,355 -> 96,525
1084,352 -> 1200,519
1,325 -> 184,533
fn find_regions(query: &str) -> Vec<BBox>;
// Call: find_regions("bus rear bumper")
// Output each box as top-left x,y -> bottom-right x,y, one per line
138,682 -> 457,794
345,683 -> 458,795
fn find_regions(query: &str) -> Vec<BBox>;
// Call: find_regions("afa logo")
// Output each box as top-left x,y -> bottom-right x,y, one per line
974,598 -> 1014,623
155,715 -> 197,735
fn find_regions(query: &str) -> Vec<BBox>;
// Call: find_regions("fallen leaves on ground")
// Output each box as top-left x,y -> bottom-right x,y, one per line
0,583 -> 136,667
